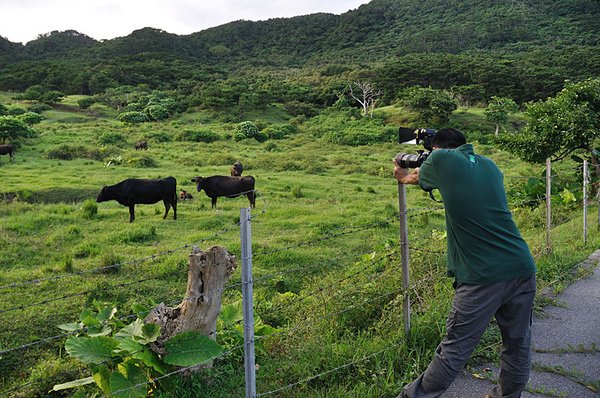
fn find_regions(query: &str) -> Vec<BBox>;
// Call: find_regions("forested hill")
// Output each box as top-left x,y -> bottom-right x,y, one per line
2,0 -> 599,65
0,0 -> 599,103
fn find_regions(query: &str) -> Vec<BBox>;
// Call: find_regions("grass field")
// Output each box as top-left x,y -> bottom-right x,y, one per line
1,95 -> 598,397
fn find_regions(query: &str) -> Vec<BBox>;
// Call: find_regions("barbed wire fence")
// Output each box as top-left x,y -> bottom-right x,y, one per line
0,160 -> 597,397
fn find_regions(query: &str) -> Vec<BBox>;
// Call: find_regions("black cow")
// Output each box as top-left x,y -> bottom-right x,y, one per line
134,141 -> 148,150
0,144 -> 15,163
191,175 -> 255,208
96,177 -> 177,223
230,161 -> 243,177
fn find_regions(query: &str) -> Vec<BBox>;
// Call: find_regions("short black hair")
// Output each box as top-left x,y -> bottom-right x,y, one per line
431,128 -> 466,149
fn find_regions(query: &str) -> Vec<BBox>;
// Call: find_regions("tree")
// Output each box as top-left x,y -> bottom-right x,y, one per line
451,84 -> 485,108
484,96 -> 519,136
497,78 -> 600,196
0,116 -> 34,143
399,87 -> 457,126
349,81 -> 382,117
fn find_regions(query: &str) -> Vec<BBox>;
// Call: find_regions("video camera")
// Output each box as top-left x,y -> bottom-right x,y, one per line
394,127 -> 437,168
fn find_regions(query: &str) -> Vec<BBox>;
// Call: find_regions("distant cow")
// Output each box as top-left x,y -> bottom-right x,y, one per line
191,175 -> 255,208
180,190 -> 193,200
230,161 -> 243,177
134,141 -> 148,150
0,144 -> 15,163
96,177 -> 177,223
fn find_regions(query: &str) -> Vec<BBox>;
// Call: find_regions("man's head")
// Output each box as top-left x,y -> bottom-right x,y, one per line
431,128 -> 466,149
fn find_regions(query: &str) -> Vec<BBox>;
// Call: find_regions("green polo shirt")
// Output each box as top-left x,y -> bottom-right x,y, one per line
419,144 -> 536,284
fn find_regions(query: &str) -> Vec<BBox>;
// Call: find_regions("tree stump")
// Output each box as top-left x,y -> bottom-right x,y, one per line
144,245 -> 237,368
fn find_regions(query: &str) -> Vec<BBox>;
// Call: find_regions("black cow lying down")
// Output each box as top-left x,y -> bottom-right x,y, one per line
191,175 -> 255,208
96,177 -> 177,222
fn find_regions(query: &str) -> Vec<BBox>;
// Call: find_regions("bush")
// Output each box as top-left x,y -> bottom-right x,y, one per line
263,124 -> 297,140
235,121 -> 259,140
46,145 -> 103,161
284,101 -> 318,117
145,104 -> 170,121
46,145 -> 87,160
98,132 -> 125,145
147,131 -> 172,142
77,97 -> 96,109
125,153 -> 158,168
18,111 -> 44,125
28,102 -> 52,114
7,107 -> 27,116
176,129 -> 220,143
117,111 -> 148,124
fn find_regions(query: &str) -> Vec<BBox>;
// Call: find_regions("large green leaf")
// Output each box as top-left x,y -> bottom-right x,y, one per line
58,322 -> 82,332
87,324 -> 113,337
52,376 -> 95,391
110,363 -> 147,398
117,338 -> 167,374
116,319 -> 160,344
141,323 -> 160,343
65,336 -> 118,364
96,306 -> 117,322
91,364 -> 111,395
115,319 -> 144,339
164,331 -> 224,366
219,300 -> 243,326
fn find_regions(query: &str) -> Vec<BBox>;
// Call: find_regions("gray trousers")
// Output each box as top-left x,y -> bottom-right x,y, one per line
400,273 -> 536,398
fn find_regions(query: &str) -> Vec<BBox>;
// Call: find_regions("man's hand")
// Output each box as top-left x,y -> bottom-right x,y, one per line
393,158 -> 420,185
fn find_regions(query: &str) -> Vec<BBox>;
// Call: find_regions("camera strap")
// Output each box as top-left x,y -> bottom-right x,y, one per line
428,190 -> 443,203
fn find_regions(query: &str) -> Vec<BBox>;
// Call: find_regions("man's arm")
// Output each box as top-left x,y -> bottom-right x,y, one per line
393,158 -> 420,185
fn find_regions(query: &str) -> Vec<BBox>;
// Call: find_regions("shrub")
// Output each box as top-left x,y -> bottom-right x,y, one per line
28,102 -> 52,114
147,131 -> 172,142
77,97 -> 96,109
125,153 -> 158,168
18,111 -> 44,125
176,129 -> 220,143
284,100 -> 318,117
98,132 -> 125,145
117,111 -> 148,124
235,121 -> 259,139
46,145 -> 88,160
145,104 -> 170,121
46,145 -> 103,161
7,107 -> 27,116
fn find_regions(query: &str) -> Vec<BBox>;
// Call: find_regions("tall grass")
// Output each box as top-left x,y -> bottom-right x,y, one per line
0,95 -> 598,397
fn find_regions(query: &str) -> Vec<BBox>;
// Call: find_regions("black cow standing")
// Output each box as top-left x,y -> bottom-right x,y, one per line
191,176 -> 255,208
0,144 -> 15,163
96,177 -> 177,223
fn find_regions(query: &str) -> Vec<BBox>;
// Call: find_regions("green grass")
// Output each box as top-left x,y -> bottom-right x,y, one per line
1,94 -> 599,397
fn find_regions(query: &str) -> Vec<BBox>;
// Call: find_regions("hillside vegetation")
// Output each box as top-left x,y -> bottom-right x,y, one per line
0,93 -> 598,397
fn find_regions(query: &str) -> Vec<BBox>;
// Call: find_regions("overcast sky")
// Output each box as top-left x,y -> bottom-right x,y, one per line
0,0 -> 372,44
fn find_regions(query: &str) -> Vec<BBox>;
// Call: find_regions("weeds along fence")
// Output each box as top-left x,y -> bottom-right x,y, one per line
0,160 -> 597,397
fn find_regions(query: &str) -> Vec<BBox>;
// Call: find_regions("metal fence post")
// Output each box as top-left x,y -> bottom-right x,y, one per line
583,160 -> 589,244
546,158 -> 552,252
240,208 -> 256,398
397,183 -> 410,335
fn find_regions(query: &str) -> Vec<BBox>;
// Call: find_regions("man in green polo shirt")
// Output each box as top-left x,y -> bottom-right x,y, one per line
393,128 -> 536,398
